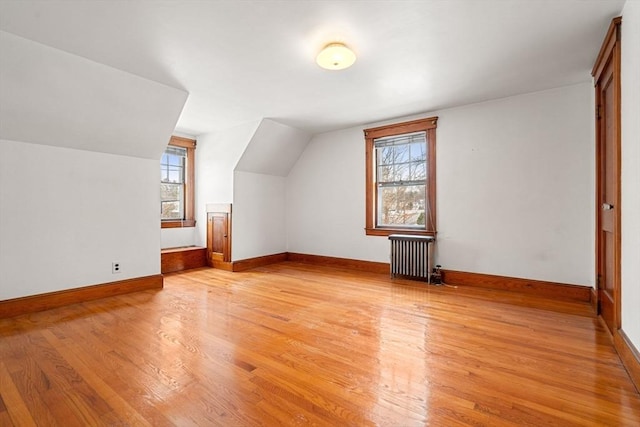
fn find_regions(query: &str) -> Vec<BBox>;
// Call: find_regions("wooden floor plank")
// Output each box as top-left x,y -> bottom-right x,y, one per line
40,329 -> 152,427
0,361 -> 37,427
0,262 -> 639,426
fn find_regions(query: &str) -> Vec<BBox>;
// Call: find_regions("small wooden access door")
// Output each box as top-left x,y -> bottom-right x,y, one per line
207,204 -> 231,269
593,17 -> 621,335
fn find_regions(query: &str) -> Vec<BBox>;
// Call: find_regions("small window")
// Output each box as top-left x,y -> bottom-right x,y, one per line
161,136 -> 196,228
364,117 -> 437,236
161,145 -> 186,220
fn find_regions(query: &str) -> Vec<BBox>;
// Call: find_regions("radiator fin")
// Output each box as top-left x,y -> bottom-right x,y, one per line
389,235 -> 435,281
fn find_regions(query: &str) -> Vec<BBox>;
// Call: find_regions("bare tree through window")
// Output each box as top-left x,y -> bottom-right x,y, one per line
375,132 -> 428,227
160,146 -> 186,220
364,116 -> 437,236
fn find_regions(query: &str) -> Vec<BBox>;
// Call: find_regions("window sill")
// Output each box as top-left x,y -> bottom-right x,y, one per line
161,220 -> 196,229
364,227 -> 435,237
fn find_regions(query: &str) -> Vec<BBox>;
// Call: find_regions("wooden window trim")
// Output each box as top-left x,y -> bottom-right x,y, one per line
364,117 -> 438,237
161,136 -> 196,229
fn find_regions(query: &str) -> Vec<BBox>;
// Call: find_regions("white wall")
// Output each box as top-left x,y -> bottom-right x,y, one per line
230,119 -> 309,260
0,140 -> 160,300
287,83 -> 594,286
194,121 -> 259,247
621,0 -> 640,352
161,227 -> 197,249
232,171 -> 287,261
0,29 -> 186,297
436,83 -> 594,285
287,127 -> 390,261
194,119 -> 306,257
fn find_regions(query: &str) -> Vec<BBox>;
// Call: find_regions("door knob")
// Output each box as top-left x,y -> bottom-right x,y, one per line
602,203 -> 614,210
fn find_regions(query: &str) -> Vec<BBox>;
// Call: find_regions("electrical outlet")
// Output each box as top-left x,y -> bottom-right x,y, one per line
112,262 -> 121,274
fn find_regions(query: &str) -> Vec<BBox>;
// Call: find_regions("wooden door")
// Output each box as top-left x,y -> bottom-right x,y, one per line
207,210 -> 231,266
593,18 -> 621,334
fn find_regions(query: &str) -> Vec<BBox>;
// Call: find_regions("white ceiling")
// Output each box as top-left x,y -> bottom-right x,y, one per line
0,0 -> 625,136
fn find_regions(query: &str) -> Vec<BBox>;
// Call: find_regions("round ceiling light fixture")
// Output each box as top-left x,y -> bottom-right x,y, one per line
316,42 -> 356,70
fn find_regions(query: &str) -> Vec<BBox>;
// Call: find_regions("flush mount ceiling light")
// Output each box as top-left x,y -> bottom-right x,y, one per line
316,42 -> 356,70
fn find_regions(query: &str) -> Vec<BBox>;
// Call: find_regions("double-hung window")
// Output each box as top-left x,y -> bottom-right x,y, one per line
364,117 -> 437,236
161,136 -> 196,228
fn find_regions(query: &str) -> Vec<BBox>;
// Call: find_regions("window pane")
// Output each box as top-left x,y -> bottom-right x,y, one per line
411,162 -> 426,180
377,184 -> 426,227
378,165 -> 394,182
161,183 -> 184,220
377,146 -> 394,166
160,140 -> 196,226
167,166 -> 183,183
160,146 -> 186,184
376,134 -> 426,184
161,183 -> 182,201
168,154 -> 183,166
161,201 -> 183,219
410,142 -> 426,161
395,145 -> 409,163
397,162 -> 410,181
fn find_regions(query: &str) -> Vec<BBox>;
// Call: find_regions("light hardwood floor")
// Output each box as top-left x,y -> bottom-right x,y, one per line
1,262 -> 639,426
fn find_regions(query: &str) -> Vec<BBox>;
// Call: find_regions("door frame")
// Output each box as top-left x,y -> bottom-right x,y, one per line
207,203 -> 232,269
592,17 -> 622,332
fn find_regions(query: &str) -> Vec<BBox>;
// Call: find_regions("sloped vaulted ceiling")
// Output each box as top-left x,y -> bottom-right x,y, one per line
235,119 -> 311,177
0,31 -> 188,160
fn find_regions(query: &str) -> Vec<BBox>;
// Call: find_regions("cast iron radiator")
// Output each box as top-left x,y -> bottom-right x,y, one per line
388,234 -> 435,281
